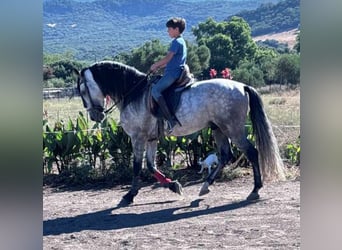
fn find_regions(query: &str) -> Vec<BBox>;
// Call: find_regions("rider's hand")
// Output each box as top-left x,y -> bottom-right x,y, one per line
150,64 -> 158,73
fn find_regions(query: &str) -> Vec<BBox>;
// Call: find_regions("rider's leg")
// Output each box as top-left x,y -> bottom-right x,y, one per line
151,74 -> 179,133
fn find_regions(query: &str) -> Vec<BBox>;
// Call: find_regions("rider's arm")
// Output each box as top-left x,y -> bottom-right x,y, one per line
150,51 -> 174,72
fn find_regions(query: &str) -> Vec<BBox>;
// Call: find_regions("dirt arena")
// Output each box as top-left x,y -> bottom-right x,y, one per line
44,175 -> 300,249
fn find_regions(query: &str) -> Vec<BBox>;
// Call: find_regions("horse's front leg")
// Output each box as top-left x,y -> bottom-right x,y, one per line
119,137 -> 145,206
146,139 -> 183,195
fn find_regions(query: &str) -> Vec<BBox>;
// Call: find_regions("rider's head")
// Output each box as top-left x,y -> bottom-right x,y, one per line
166,17 -> 186,34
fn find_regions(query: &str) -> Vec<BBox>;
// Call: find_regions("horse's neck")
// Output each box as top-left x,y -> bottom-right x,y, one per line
119,83 -> 149,112
105,72 -> 146,107
120,90 -> 157,130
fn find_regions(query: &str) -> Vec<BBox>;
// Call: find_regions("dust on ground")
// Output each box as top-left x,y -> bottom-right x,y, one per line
43,174 -> 300,250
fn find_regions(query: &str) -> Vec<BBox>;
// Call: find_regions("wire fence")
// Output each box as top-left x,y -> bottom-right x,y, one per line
43,87 -> 78,99
43,95 -> 300,148
43,109 -> 300,151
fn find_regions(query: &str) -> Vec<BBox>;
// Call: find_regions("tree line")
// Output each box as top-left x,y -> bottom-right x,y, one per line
43,17 -> 300,89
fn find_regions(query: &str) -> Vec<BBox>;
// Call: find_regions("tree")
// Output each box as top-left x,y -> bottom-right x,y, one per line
43,65 -> 54,81
203,33 -> 233,71
293,31 -> 300,53
254,48 -> 279,84
186,43 -> 211,78
43,51 -> 75,65
192,17 -> 226,41
44,77 -> 66,88
43,52 -> 86,88
225,16 -> 258,67
124,39 -> 167,73
115,39 -> 210,79
49,59 -> 85,87
233,60 -> 265,88
192,17 -> 257,71
274,54 -> 300,85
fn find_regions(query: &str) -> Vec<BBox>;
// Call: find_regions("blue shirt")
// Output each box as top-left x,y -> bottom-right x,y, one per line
165,36 -> 187,78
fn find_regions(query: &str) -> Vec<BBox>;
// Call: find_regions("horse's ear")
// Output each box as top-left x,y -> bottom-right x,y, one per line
71,66 -> 80,76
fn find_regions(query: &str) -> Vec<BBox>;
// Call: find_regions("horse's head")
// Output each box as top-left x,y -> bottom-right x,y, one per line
73,60 -> 148,122
73,67 -> 106,122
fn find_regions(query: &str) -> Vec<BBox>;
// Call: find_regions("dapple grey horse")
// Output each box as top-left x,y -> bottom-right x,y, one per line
74,60 -> 285,206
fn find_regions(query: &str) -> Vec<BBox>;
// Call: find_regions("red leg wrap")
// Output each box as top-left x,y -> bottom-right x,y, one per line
153,170 -> 171,184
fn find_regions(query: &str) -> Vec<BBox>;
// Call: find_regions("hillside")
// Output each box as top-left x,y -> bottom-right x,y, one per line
253,28 -> 298,49
43,0 -> 280,61
230,0 -> 299,36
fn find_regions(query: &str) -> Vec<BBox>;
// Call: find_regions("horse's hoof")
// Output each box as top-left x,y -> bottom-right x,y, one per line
117,197 -> 132,207
199,182 -> 210,196
117,192 -> 134,207
169,180 -> 183,195
246,192 -> 260,201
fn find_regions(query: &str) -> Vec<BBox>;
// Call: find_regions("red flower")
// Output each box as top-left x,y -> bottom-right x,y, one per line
221,68 -> 232,79
209,68 -> 217,78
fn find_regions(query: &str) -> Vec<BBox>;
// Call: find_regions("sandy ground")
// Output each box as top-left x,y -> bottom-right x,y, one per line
43,175 -> 300,249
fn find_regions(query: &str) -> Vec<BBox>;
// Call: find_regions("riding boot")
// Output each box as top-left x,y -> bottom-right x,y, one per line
156,96 -> 179,134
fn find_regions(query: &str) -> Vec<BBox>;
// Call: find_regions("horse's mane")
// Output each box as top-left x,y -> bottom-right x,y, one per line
86,60 -> 148,108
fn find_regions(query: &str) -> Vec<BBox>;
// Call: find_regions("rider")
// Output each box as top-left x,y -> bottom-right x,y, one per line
150,17 -> 187,134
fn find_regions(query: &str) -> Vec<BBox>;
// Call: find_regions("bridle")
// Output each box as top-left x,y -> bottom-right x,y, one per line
79,80 -> 105,113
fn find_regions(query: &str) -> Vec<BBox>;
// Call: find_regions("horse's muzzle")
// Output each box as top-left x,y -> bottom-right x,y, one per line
89,109 -> 105,122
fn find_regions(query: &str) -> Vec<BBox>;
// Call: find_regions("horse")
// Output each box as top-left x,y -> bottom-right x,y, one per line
73,60 -> 285,205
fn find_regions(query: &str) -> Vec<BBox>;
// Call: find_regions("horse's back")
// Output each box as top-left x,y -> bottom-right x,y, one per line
192,78 -> 244,89
171,78 -> 249,135
181,78 -> 248,111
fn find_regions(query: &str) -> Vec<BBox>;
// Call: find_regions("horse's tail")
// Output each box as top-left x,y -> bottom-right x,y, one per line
244,85 -> 286,181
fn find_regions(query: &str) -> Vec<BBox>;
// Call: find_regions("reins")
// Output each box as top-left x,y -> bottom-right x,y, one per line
104,71 -> 152,114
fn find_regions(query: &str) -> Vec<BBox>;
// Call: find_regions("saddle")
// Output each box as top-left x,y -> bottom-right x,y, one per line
148,65 -> 194,131
174,64 -> 193,88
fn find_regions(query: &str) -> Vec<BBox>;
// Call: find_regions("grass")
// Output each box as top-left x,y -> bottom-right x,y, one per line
43,97 -> 84,124
259,86 -> 300,153
262,87 -> 300,126
43,97 -> 120,127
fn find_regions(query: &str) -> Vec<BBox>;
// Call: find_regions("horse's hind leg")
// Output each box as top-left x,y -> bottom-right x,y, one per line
146,140 -> 183,195
231,136 -> 262,200
199,128 -> 234,196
